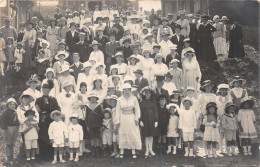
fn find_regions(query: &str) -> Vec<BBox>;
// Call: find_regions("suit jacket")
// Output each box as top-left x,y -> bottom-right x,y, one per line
170,34 -> 184,55
105,41 -> 120,64
66,30 -> 80,54
70,62 -> 83,82
75,41 -> 92,62
134,77 -> 149,93
154,88 -> 169,103
95,35 -> 110,53
112,24 -> 124,41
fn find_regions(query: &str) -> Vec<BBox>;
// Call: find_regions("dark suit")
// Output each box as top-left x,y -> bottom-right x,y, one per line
75,41 -> 92,63
134,77 -> 149,93
189,23 -> 199,54
66,30 -> 80,64
170,34 -> 184,55
95,35 -> 110,54
112,24 -> 124,41
105,41 -> 120,70
70,62 -> 83,82
154,88 -> 169,103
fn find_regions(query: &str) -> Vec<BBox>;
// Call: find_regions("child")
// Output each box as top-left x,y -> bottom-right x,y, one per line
157,95 -> 169,154
216,83 -> 231,153
127,55 -> 140,78
5,37 -> 15,70
230,76 -> 248,107
151,44 -> 161,59
85,93 -> 103,158
170,90 -> 182,106
153,53 -> 168,77
89,40 -> 104,64
14,42 -> 25,72
159,31 -> 174,60
113,52 -> 127,75
166,103 -> 179,155
0,98 -> 19,164
168,59 -> 182,91
22,109 -> 39,161
238,97 -> 257,155
0,32 -> 6,75
202,102 -> 220,158
221,102 -> 238,156
162,72 -> 177,96
48,110 -> 68,164
68,114 -> 83,161
101,108 -> 113,156
178,98 -> 197,157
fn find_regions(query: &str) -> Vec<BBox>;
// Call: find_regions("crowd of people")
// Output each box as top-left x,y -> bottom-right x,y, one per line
0,4 -> 256,166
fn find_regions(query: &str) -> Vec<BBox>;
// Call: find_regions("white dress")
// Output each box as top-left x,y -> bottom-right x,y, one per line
197,93 -> 217,115
126,64 -> 139,79
167,114 -> 179,137
76,73 -> 93,94
89,50 -> 104,64
159,40 -> 174,60
162,81 -> 176,96
92,88 -> 107,104
141,58 -> 154,85
116,63 -> 127,75
153,63 -> 168,76
213,22 -> 228,55
115,95 -> 142,150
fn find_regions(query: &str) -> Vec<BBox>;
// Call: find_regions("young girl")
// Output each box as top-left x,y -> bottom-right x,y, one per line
238,97 -> 257,155
14,42 -> 25,72
127,55 -> 140,78
168,59 -> 182,91
85,93 -> 103,158
170,90 -> 182,106
153,53 -> 168,77
178,98 -> 197,157
166,103 -> 179,155
113,52 -> 127,75
230,76 -> 248,107
162,72 -> 177,96
157,95 -> 169,154
216,83 -> 231,153
77,62 -> 93,93
221,102 -> 238,156
68,114 -> 83,161
41,68 -> 59,98
0,32 -> 6,75
95,63 -> 108,88
141,48 -> 155,85
48,110 -> 68,164
202,102 -> 220,158
92,75 -> 107,104
0,98 -> 19,164
89,40 -> 104,64
139,86 -> 158,158
22,109 -> 39,161
5,37 -> 15,70
101,108 -> 113,156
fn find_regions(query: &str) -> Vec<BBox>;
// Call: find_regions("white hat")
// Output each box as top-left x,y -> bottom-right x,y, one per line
83,18 -> 92,24
144,33 -> 153,40
187,86 -> 195,91
45,68 -> 55,77
113,52 -> 124,58
70,114 -> 79,121
62,80 -> 73,89
181,97 -> 193,106
170,59 -> 180,64
107,95 -> 118,101
88,92 -> 99,101
169,44 -> 177,50
166,103 -> 179,110
122,83 -> 132,90
95,62 -> 106,70
82,62 -> 92,70
6,98 -> 17,107
124,75 -> 134,83
213,15 -> 220,22
40,40 -> 50,48
55,51 -> 69,60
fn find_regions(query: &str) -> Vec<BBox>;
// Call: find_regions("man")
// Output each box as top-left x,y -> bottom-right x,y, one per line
54,7 -> 63,20
95,27 -> 109,54
154,75 -> 169,102
0,18 -> 17,42
111,17 -> 124,41
170,24 -> 184,55
176,10 -> 190,38
70,53 -> 83,81
134,69 -> 149,93
75,32 -> 91,62
66,22 -> 80,64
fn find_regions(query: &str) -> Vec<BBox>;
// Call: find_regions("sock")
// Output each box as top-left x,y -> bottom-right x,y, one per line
70,153 -> 73,159
53,155 -> 57,161
75,153 -> 79,159
59,154 -> 63,160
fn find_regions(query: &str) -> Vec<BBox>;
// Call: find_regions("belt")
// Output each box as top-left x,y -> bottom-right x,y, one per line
122,110 -> 134,115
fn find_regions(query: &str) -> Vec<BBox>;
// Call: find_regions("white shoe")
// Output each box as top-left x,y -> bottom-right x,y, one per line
52,160 -> 57,164
150,150 -> 156,156
74,158 -> 79,162
111,152 -> 118,157
31,157 -> 35,160
184,147 -> 189,157
60,159 -> 66,163
26,158 -> 30,161
173,146 -> 177,155
69,157 -> 74,161
84,148 -> 91,153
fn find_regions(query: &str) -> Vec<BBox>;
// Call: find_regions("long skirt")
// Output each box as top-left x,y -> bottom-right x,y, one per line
213,37 -> 228,55
118,114 -> 142,150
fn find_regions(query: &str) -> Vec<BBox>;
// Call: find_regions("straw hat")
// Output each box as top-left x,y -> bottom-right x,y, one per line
229,76 -> 246,87
183,38 -> 191,43
240,97 -> 255,109
187,86 -> 195,91
122,83 -> 132,90
89,40 -> 101,47
221,16 -> 229,21
45,68 -> 55,77
213,15 -> 220,22
169,44 -> 177,50
107,95 -> 118,101
82,62 -> 92,70
140,86 -> 153,95
217,83 -> 229,93
40,40 -> 50,48
88,92 -> 99,101
124,75 -> 134,83
224,102 -> 238,113
50,110 -> 64,120
155,53 -> 164,59
55,51 -> 69,60
166,103 -> 179,110
200,80 -> 214,91
127,55 -> 140,62
62,80 -> 73,89
170,59 -> 180,64
25,74 -> 41,86
178,10 -> 186,16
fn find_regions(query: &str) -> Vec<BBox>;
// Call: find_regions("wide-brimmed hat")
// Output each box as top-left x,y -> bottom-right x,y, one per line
69,114 -> 79,122
133,69 -> 143,75
50,110 -> 64,120
225,102 -> 238,113
178,10 -> 186,16
122,38 -> 131,44
95,62 -> 106,70
24,109 -> 36,117
122,83 -> 132,90
181,97 -> 193,106
19,92 -> 34,103
184,50 -> 195,57
110,65 -> 118,73
127,55 -> 140,62
200,80 -> 214,91
183,38 -> 191,43
124,75 -> 134,83
240,97 -> 255,109
82,62 -> 92,70
213,15 -> 220,22
166,103 -> 179,110
155,53 -> 164,59
49,17 -> 56,22
186,14 -> 193,18
55,51 -> 69,60
45,68 -> 55,77
229,76 -> 246,87
170,59 -> 180,64
6,98 -> 17,107
107,95 -> 118,101
144,33 -> 153,40
221,16 -> 229,21
40,40 -> 50,48
79,32 -> 86,37
140,86 -> 153,95
65,8 -> 70,13
62,80 -> 73,89
88,92 -> 99,101
113,52 -> 124,58
89,40 -> 101,47
187,86 -> 195,91
206,102 -> 218,110
217,83 -> 229,93
194,14 -> 201,19
25,75 -> 41,86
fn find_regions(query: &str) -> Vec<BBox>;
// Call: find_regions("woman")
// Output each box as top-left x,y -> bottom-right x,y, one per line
91,75 -> 107,104
213,15 -> 228,61
23,75 -> 42,106
139,86 -> 158,158
22,21 -> 37,68
53,51 -> 70,78
182,50 -> 201,96
76,62 -> 93,93
141,48 -> 155,86
46,17 -> 59,55
41,68 -> 59,97
127,55 -> 140,79
115,83 -> 142,158
58,17 -> 69,41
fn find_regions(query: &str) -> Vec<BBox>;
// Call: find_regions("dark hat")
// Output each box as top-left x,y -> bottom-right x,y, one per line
156,75 -> 165,82
206,102 -> 218,110
225,102 -> 238,113
133,69 -> 143,75
122,38 -> 131,44
201,14 -> 210,20
109,30 -> 117,37
240,97 -> 255,109
24,109 -> 36,117
96,17 -> 103,22
70,22 -> 76,27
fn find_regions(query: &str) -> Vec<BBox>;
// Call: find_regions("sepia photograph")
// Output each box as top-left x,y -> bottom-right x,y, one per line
0,0 -> 259,166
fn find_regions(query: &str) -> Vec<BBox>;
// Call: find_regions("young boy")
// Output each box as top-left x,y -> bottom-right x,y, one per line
70,52 -> 83,81
159,31 -> 175,60
178,98 -> 197,157
68,114 -> 83,162
48,110 -> 68,164
102,108 -> 113,156
0,98 -> 19,164
14,42 -> 25,71
22,109 -> 39,161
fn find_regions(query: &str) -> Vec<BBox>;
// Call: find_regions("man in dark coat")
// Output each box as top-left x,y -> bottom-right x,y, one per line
70,53 -> 83,81
189,14 -> 200,54
154,75 -> 169,103
133,69 -> 149,93
197,15 -> 217,62
111,17 -> 124,41
66,22 -> 79,64
95,27 -> 110,55
170,24 -> 184,55
228,19 -> 245,58
35,83 -> 60,161
122,38 -> 133,63
75,32 -> 92,62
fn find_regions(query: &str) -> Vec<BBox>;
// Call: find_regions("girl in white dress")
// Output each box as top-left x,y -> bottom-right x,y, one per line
89,41 -> 104,64
92,75 -> 107,105
169,59 -> 182,91
126,55 -> 140,79
46,18 -> 59,55
95,63 -> 108,88
182,50 -> 201,96
141,47 -> 155,86
41,68 -> 59,98
108,65 -> 123,87
77,62 -> 93,93
229,76 -> 248,107
153,53 -> 168,77
53,51 -> 70,78
113,52 -> 127,75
